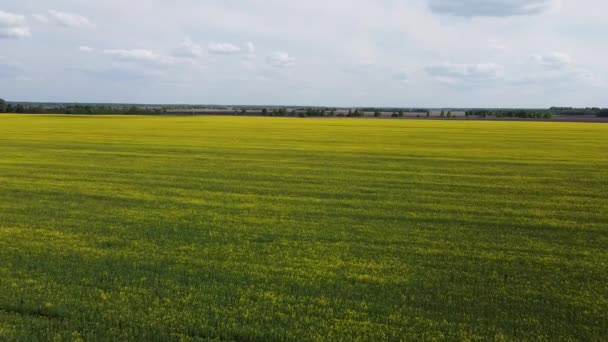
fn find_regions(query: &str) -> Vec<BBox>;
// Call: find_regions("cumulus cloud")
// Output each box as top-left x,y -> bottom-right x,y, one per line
266,51 -> 295,68
514,69 -> 594,87
172,38 -> 204,59
208,43 -> 242,54
244,42 -> 256,60
0,26 -> 31,39
426,62 -> 504,84
103,49 -> 174,66
31,14 -> 48,23
393,71 -> 409,83
0,11 -> 26,27
79,46 -> 94,52
0,11 -> 30,39
488,39 -> 507,51
517,52 -> 598,86
78,65 -> 163,82
428,0 -> 557,17
34,10 -> 93,28
531,52 -> 573,69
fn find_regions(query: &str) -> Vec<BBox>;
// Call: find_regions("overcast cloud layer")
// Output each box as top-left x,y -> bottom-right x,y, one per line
0,0 -> 606,107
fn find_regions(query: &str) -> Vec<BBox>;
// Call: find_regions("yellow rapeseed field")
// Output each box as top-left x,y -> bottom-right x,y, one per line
0,115 -> 607,340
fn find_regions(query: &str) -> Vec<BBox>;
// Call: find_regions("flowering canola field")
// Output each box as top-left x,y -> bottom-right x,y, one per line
0,115 -> 607,341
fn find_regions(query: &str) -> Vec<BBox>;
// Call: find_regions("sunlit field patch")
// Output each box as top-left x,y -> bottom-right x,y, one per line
0,115 -> 607,340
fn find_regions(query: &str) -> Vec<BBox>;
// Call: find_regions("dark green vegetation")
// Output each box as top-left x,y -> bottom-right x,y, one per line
466,107 -> 608,119
550,107 -> 608,117
0,115 -> 607,341
465,109 -> 553,119
3,98 -> 607,118
0,101 -> 166,115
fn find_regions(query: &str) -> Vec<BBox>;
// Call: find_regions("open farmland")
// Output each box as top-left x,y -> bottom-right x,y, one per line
0,115 -> 607,341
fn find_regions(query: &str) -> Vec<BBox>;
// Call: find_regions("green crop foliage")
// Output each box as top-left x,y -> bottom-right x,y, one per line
0,115 -> 607,341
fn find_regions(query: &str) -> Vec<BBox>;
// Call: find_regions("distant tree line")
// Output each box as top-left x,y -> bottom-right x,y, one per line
2,98 -> 606,118
0,101 -> 165,115
259,108 -> 331,117
465,107 -> 608,119
563,107 -> 608,117
346,109 -> 364,117
550,107 -> 608,117
465,110 -> 553,119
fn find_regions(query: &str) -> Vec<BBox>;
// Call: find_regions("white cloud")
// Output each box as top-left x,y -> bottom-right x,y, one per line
426,62 -> 505,84
244,42 -> 256,59
267,51 -> 295,68
172,38 -> 204,59
518,52 -> 599,86
208,43 -> 241,54
514,68 -> 594,87
0,26 -> 31,39
393,71 -> 409,83
428,0 -> 558,17
241,42 -> 257,69
245,42 -> 255,54
0,11 -> 26,27
79,46 -> 94,52
0,11 -> 30,39
532,52 -> 573,69
78,64 -> 163,82
103,49 -> 173,66
488,39 -> 507,51
37,10 -> 94,28
31,14 -> 49,23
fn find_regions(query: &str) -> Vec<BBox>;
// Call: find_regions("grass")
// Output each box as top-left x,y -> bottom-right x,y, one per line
0,114 -> 607,341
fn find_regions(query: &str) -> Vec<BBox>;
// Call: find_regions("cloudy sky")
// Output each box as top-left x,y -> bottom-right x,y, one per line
1,0 -> 607,107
